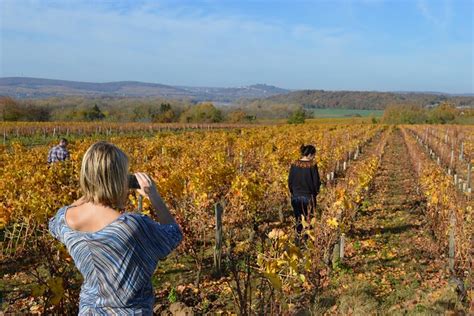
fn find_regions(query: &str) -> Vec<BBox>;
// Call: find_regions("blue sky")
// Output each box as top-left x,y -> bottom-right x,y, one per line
1,0 -> 472,93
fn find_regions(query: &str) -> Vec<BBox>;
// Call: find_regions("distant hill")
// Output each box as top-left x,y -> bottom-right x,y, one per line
177,83 -> 289,104
239,90 -> 474,110
0,77 -> 290,102
2,77 -> 472,109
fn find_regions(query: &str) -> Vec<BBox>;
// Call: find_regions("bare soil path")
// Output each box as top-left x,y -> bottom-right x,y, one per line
317,129 -> 466,315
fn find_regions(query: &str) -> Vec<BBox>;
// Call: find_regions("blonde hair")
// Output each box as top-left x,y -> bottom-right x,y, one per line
80,141 -> 129,209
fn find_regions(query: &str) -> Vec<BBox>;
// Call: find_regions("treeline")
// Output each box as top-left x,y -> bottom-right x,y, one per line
239,90 -> 474,110
226,102 -> 306,120
382,102 -> 474,124
4,95 -> 470,124
0,97 -> 258,123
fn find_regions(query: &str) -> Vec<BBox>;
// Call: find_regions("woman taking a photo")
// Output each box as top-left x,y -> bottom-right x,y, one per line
49,141 -> 182,315
288,144 -> 321,236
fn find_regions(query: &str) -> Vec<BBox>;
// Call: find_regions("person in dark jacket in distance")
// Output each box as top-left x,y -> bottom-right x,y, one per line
288,144 -> 321,236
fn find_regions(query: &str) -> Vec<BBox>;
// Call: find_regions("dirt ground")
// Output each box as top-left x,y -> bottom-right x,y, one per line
315,129 -> 467,315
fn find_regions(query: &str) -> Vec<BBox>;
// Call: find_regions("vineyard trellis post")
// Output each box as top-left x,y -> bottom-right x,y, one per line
137,195 -> 143,212
239,151 -> 244,173
214,202 -> 224,276
450,147 -> 454,172
339,233 -> 345,261
448,210 -> 456,274
332,239 -> 340,267
467,162 -> 471,191
331,234 -> 346,267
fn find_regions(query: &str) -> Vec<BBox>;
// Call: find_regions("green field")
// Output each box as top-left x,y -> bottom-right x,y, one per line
311,108 -> 384,118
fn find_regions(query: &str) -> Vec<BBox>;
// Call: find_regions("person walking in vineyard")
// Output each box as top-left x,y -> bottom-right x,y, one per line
48,141 -> 182,315
288,144 -> 321,237
47,138 -> 70,163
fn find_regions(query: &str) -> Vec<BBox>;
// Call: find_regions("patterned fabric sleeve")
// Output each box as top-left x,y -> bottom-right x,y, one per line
47,148 -> 54,164
139,215 -> 183,260
58,147 -> 69,161
48,207 -> 66,242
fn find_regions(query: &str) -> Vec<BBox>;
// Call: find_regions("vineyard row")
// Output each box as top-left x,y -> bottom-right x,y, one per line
402,127 -> 472,294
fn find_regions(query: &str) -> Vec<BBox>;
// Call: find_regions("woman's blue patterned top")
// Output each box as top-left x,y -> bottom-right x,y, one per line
49,206 -> 182,315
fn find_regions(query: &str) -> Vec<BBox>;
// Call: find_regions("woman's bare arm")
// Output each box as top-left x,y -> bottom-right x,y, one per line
135,172 -> 177,225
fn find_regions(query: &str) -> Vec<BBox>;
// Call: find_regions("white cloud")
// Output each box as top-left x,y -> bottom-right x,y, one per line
0,0 -> 471,92
0,0 -> 356,85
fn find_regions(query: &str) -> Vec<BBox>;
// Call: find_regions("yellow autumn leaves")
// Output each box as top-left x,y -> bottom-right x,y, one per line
31,276 -> 64,305
257,228 -> 309,292
1,122 -> 384,310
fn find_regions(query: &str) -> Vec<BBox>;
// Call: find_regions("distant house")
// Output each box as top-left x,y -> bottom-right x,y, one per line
425,102 -> 439,108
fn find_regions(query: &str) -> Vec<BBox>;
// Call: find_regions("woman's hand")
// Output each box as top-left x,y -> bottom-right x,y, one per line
135,172 -> 159,199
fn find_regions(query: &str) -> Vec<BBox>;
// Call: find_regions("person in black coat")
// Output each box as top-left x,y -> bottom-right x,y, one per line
288,144 -> 321,235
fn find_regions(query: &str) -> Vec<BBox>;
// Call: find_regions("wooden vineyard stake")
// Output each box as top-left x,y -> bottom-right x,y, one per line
214,202 -> 224,276
239,151 -> 243,173
467,162 -> 471,191
332,240 -> 340,268
448,211 -> 456,273
138,195 -> 143,212
278,206 -> 284,223
339,233 -> 345,262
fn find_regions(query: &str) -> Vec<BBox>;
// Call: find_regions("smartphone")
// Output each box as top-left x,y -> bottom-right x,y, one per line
128,174 -> 140,189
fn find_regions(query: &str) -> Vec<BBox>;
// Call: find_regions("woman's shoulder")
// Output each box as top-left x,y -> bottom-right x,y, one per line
125,213 -> 182,242
122,212 -> 161,230
48,206 -> 71,240
52,206 -> 69,223
125,212 -> 151,223
51,206 -> 135,234
126,212 -> 176,228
